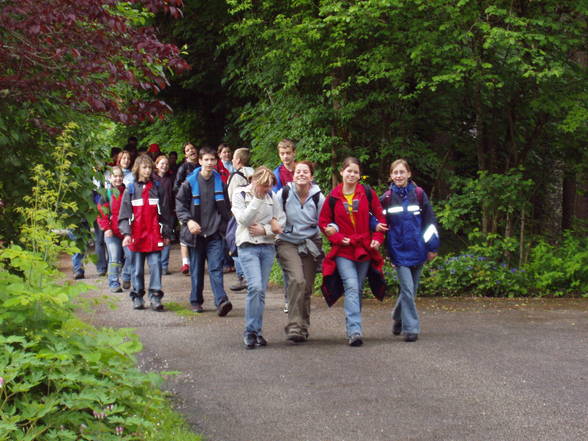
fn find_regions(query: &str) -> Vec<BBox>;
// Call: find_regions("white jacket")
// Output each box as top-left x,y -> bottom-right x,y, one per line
231,184 -> 285,246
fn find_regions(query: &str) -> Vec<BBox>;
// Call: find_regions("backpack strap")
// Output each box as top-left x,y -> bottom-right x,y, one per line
362,184 -> 373,206
228,169 -> 246,188
311,192 -> 321,209
415,186 -> 424,209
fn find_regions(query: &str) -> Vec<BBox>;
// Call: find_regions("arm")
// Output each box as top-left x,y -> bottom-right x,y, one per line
318,194 -> 346,245
96,196 -> 112,232
157,184 -> 172,240
231,191 -> 266,227
118,188 -> 132,238
420,191 -> 440,256
369,189 -> 386,245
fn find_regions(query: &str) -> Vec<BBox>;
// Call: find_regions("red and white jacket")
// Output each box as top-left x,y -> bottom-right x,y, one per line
118,180 -> 172,253
96,184 -> 125,239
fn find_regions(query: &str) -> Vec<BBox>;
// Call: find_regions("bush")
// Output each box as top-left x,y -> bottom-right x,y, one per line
0,245 -> 201,441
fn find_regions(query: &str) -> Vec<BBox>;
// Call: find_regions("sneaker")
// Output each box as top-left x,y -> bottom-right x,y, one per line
256,334 -> 268,347
217,300 -> 233,317
110,286 -> 123,293
348,333 -> 363,347
405,333 -> 418,342
122,280 -> 131,290
230,277 -> 247,292
287,332 -> 306,343
181,264 -> 190,275
393,320 -> 402,336
283,302 -> 289,313
73,271 -> 85,280
132,296 -> 145,310
243,333 -> 256,349
150,296 -> 164,311
191,303 -> 204,313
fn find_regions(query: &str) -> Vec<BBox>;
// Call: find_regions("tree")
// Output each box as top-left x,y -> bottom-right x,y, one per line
0,0 -> 190,125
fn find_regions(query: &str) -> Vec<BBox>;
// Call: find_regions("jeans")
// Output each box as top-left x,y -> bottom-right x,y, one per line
335,257 -> 370,337
122,246 -> 132,282
131,251 -> 162,295
393,265 -> 423,334
239,244 -> 275,335
188,235 -> 228,307
72,252 -> 84,275
234,256 -> 244,279
93,221 -> 107,274
161,244 -> 170,271
104,235 -> 123,289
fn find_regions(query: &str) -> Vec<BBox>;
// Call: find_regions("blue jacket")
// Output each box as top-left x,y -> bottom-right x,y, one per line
381,182 -> 440,267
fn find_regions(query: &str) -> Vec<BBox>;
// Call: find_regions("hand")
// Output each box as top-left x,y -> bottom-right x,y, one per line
187,220 -> 201,235
248,223 -> 265,236
375,223 -> 388,232
370,239 -> 381,249
427,251 -> 438,261
324,226 -> 337,237
104,229 -> 113,238
270,218 -> 283,235
164,238 -> 170,246
122,235 -> 131,247
341,237 -> 351,246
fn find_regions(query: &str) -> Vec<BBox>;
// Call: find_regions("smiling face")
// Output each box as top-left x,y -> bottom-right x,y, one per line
184,144 -> 198,162
156,157 -> 169,176
294,163 -> 313,187
109,169 -> 124,187
390,163 -> 411,188
340,162 -> 361,186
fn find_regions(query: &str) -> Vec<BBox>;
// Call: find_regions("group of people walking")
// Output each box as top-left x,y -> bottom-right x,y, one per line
91,138 -> 440,348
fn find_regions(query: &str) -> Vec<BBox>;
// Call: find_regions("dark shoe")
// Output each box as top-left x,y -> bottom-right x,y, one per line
348,333 -> 363,347
97,272 -> 107,277
73,271 -> 85,280
181,264 -> 190,275
393,320 -> 402,336
191,303 -> 204,313
163,267 -> 171,275
132,296 -> 145,310
405,333 -> 418,342
243,333 -> 256,349
256,334 -> 268,347
230,277 -> 247,292
217,300 -> 233,317
287,332 -> 306,343
122,280 -> 131,290
150,291 -> 164,311
110,286 -> 123,293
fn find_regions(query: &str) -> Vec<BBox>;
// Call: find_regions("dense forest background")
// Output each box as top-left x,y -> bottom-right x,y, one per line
1,0 -> 587,296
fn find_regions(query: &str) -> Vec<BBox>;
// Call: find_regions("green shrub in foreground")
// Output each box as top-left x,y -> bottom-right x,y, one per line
0,246 -> 201,441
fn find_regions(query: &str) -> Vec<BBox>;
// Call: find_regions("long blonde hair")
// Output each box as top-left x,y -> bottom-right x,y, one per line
251,166 -> 277,187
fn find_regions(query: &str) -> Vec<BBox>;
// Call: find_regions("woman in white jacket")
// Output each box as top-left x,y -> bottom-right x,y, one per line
232,167 -> 285,349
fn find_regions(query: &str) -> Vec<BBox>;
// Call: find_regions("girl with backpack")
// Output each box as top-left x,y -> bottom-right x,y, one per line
152,154 -> 175,275
380,159 -> 440,342
318,157 -> 388,347
275,161 -> 325,343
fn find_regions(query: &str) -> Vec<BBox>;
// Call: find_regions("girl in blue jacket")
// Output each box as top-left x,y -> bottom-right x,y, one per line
380,159 -> 440,342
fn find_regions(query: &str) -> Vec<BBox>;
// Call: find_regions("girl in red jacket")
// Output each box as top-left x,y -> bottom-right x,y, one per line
319,157 -> 388,347
97,166 -> 131,293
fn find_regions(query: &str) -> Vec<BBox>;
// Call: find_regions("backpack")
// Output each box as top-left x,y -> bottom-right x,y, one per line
281,184 -> 322,212
227,169 -> 247,188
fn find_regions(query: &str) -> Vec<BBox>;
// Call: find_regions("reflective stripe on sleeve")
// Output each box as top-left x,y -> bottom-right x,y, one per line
423,224 -> 439,243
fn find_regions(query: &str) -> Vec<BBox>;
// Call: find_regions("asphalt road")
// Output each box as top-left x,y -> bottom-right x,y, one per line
77,248 -> 588,441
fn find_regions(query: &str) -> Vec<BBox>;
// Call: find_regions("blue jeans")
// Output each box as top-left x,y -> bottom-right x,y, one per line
93,221 -> 107,274
104,235 -> 123,289
335,257 -> 370,337
72,252 -> 84,274
122,246 -> 132,282
234,255 -> 244,279
239,244 -> 275,335
161,244 -> 170,271
393,265 -> 423,334
188,235 -> 228,307
131,251 -> 162,295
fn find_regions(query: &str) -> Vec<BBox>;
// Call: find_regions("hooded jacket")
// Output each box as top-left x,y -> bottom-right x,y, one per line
276,182 -> 324,244
96,184 -> 125,239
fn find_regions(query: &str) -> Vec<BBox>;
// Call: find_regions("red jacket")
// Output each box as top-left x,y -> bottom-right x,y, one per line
216,160 -> 230,184
96,184 -> 125,239
318,184 -> 388,306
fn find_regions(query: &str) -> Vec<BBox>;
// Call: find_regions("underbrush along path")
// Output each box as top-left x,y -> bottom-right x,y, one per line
78,246 -> 588,441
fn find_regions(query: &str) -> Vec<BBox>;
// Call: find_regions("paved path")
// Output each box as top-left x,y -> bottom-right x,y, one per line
77,247 -> 588,441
